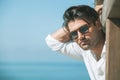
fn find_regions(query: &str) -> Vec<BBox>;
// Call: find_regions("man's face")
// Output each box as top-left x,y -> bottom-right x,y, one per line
68,19 -> 101,50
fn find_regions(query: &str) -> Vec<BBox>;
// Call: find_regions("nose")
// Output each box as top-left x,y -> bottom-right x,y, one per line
77,31 -> 85,40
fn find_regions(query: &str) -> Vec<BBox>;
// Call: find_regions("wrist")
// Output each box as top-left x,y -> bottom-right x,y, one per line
63,26 -> 70,33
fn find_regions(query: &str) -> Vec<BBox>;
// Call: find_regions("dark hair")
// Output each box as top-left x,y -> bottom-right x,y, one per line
63,5 -> 99,26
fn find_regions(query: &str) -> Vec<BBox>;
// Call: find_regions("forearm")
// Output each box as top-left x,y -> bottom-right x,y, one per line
51,27 -> 70,42
45,34 -> 84,60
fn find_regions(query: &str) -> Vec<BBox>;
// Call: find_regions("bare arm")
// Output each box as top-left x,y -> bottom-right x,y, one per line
51,26 -> 70,43
95,4 -> 103,15
94,0 -> 103,14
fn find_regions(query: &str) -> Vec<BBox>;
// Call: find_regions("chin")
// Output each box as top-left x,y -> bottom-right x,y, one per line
82,47 -> 89,50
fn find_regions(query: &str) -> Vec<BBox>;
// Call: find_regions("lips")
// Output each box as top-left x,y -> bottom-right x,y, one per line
80,40 -> 88,45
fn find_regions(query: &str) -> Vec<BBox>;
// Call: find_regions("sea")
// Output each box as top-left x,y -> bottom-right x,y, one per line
0,62 -> 90,80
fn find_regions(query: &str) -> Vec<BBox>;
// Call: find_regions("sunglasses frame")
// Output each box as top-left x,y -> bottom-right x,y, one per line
70,24 -> 90,40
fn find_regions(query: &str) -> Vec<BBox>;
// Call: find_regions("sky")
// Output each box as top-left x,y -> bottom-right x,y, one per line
0,0 -> 94,63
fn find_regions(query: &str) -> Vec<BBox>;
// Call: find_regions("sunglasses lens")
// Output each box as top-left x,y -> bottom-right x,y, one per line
70,31 -> 77,39
70,24 -> 89,40
79,25 -> 89,34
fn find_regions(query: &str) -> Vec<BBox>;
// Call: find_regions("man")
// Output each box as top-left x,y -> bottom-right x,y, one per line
45,5 -> 105,80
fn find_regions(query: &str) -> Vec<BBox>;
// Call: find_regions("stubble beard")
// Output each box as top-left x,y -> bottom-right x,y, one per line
77,39 -> 91,50
79,42 -> 90,50
80,38 -> 100,51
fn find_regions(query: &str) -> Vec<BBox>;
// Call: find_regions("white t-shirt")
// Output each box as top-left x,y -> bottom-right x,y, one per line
45,34 -> 106,80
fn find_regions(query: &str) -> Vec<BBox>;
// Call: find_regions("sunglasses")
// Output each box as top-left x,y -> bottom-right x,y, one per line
70,24 -> 90,40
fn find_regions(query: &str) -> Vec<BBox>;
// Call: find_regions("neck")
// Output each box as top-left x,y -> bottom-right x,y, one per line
91,32 -> 105,61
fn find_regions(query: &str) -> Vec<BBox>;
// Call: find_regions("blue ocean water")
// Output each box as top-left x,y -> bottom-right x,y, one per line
0,62 -> 90,80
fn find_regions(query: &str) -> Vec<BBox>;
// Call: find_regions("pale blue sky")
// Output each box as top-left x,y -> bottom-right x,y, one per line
0,0 -> 94,63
